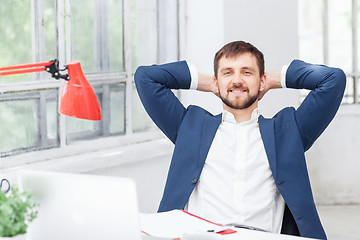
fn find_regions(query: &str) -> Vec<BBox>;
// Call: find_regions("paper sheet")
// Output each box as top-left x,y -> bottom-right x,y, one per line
139,210 -> 228,238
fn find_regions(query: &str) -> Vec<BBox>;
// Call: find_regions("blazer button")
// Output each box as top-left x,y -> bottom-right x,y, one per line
192,178 -> 198,184
277,180 -> 285,185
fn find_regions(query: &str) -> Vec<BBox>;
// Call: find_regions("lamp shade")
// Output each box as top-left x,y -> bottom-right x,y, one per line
59,61 -> 102,121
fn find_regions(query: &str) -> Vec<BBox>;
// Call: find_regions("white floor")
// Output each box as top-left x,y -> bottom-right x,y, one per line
318,205 -> 360,240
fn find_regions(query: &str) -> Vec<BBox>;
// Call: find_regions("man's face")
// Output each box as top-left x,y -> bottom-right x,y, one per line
215,52 -> 265,110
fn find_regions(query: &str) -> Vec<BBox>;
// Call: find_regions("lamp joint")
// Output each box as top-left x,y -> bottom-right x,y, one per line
46,59 -> 70,81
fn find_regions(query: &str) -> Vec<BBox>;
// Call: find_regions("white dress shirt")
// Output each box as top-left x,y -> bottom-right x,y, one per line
185,63 -> 289,233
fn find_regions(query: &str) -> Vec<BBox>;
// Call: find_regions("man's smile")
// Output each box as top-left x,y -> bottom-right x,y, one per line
228,87 -> 248,95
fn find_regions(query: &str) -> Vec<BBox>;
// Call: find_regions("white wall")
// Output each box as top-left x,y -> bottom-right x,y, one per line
180,0 -> 300,117
306,105 -> 360,205
179,0 -> 224,115
222,0 -> 300,117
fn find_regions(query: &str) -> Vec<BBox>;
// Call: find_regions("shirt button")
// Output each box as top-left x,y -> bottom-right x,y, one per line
192,178 -> 198,184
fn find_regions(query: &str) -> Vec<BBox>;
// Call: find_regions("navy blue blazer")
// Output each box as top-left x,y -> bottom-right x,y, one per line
135,60 -> 346,239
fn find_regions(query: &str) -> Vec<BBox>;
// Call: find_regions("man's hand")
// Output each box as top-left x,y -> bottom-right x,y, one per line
258,72 -> 282,100
197,73 -> 219,97
196,71 -> 281,100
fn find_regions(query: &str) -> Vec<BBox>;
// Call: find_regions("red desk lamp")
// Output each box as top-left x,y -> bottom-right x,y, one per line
0,59 -> 102,121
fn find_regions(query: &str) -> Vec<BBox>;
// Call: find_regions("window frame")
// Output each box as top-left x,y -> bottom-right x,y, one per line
324,0 -> 359,103
0,0 -> 181,162
300,0 -> 359,103
0,0 -> 133,158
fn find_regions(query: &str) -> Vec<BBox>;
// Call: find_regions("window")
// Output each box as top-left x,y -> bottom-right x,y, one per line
298,0 -> 359,103
0,0 -> 180,157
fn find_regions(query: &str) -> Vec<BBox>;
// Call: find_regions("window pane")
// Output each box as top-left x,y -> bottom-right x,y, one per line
71,0 -> 95,72
357,77 -> 360,103
0,99 -> 40,154
65,89 -> 102,142
44,0 -> 57,62
132,84 -> 155,132
0,0 -> 32,84
343,77 -> 355,104
46,100 -> 58,140
108,0 -> 124,71
298,0 -> 324,63
328,0 -> 352,72
71,0 -> 124,73
358,0 -> 360,73
66,117 -> 97,135
109,84 -> 125,134
66,115 -> 102,143
66,117 -> 102,143
131,0 -> 158,72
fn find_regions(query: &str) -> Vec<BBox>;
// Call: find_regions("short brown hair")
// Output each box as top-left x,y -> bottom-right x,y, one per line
214,41 -> 264,78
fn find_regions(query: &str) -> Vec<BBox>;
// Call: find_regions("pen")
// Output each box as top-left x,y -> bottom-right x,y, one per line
225,224 -> 267,232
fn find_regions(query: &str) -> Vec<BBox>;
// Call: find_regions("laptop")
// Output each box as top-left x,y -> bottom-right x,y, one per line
18,170 -> 146,240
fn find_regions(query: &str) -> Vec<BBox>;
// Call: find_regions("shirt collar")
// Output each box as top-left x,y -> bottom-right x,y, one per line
222,108 -> 260,124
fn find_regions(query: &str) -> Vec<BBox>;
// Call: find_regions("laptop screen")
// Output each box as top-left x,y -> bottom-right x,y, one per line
18,170 -> 142,240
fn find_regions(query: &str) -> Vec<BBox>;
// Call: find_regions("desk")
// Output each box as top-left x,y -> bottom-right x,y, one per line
173,229 -> 314,240
221,228 -> 314,240
140,210 -> 315,240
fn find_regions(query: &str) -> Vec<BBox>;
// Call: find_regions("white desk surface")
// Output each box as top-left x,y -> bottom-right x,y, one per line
140,210 -> 315,240
221,228 -> 314,240
176,228 -> 315,240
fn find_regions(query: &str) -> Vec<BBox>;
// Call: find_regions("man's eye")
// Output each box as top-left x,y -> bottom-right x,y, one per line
224,71 -> 231,75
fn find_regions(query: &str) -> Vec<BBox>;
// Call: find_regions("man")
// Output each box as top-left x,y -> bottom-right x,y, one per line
135,41 -> 346,239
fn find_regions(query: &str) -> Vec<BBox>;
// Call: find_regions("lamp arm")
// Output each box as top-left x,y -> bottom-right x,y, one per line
1,60 -> 102,121
0,59 -> 70,81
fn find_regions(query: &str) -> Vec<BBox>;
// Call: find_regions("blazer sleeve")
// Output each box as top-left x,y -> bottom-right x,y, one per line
134,60 -> 192,143
285,60 -> 346,151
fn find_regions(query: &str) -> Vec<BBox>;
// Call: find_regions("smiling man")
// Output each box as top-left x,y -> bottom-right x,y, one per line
134,41 -> 346,239
215,52 -> 266,122
218,53 -> 263,110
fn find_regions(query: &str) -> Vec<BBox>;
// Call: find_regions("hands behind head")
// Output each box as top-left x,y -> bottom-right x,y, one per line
258,72 -> 282,101
197,73 -> 220,97
197,71 -> 281,100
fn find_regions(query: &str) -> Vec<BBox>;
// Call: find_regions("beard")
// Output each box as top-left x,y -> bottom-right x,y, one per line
219,84 -> 260,110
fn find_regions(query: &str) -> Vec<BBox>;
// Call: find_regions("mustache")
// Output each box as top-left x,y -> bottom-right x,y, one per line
228,84 -> 249,92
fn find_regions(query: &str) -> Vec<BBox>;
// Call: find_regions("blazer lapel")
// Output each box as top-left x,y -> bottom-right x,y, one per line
198,113 -> 222,169
259,115 -> 277,180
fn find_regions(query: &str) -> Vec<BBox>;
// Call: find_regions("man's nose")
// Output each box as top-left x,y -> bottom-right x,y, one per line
233,73 -> 244,84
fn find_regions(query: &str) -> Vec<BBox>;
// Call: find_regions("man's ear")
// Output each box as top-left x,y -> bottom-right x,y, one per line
213,76 -> 219,92
257,73 -> 268,101
260,73 -> 266,92
212,76 -> 220,97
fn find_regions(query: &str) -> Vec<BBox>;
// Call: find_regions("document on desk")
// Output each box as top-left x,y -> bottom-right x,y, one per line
139,210 -> 236,238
